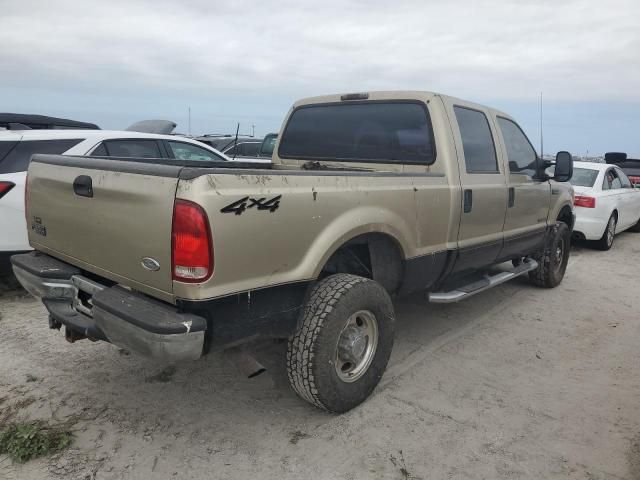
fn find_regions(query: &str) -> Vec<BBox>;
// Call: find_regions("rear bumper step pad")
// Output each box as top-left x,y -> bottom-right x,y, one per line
11,251 -> 206,361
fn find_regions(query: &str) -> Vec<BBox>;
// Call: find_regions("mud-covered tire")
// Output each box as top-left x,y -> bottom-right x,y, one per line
594,213 -> 616,251
529,222 -> 571,288
286,274 -> 394,413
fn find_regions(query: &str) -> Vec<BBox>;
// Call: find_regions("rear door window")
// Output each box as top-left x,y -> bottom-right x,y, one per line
102,139 -> 162,158
0,139 -> 84,173
603,169 -> 622,190
279,102 -> 435,164
454,106 -> 498,173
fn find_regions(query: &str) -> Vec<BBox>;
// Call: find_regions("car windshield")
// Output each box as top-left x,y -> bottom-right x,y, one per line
571,167 -> 599,187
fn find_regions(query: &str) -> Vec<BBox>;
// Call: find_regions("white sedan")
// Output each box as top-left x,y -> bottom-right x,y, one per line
0,129 -> 233,258
572,161 -> 640,250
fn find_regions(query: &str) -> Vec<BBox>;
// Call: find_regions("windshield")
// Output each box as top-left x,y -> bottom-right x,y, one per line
571,167 -> 599,187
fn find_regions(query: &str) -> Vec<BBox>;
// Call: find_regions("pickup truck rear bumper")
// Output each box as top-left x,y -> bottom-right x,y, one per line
11,252 -> 206,362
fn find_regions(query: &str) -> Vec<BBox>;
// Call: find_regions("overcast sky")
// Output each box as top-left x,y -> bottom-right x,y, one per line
1,0 -> 638,155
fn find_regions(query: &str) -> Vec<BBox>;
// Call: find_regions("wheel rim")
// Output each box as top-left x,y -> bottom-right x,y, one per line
335,310 -> 379,383
607,217 -> 616,246
553,238 -> 565,273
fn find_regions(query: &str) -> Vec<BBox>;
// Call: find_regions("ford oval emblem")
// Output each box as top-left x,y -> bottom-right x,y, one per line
141,257 -> 160,271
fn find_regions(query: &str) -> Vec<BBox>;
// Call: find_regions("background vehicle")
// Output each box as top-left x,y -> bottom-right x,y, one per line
194,135 -> 264,158
604,152 -> 640,188
12,91 -> 574,412
0,129 -> 229,261
199,133 -> 278,162
0,113 -> 99,130
571,161 -> 640,249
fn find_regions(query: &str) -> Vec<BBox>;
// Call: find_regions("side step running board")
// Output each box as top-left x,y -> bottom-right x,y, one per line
428,259 -> 538,304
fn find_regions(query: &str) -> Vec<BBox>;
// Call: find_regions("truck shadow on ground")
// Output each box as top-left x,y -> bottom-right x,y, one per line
48,276 -> 542,434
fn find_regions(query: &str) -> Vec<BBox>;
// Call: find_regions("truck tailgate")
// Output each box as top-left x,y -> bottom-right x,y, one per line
26,155 -> 181,298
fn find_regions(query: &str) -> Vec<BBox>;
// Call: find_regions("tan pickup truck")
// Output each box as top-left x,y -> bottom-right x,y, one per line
12,91 -> 574,412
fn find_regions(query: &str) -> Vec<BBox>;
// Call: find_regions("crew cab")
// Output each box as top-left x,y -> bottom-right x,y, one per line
12,91 -> 574,412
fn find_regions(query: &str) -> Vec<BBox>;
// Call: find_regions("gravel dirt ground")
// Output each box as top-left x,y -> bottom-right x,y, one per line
1,234 -> 639,479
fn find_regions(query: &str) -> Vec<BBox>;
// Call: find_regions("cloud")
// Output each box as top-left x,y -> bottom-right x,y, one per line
0,0 -> 638,154
1,0 -> 639,101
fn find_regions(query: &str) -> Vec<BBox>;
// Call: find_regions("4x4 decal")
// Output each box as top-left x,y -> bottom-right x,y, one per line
220,195 -> 281,215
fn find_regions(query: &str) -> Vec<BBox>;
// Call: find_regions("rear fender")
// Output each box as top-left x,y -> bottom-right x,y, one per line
306,207 -> 413,280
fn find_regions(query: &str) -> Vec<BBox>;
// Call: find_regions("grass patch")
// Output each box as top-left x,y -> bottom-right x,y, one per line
0,421 -> 72,463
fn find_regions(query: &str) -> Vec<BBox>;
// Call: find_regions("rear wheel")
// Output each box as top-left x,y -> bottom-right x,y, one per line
286,274 -> 394,413
529,222 -> 571,288
595,213 -> 616,250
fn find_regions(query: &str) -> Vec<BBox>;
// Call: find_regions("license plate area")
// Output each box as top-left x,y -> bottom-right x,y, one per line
71,276 -> 105,317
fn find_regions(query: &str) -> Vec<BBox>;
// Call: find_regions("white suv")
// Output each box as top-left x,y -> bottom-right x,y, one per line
0,129 -> 230,259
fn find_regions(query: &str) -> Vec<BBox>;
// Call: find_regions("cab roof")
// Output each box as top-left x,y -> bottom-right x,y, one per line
291,90 -> 513,119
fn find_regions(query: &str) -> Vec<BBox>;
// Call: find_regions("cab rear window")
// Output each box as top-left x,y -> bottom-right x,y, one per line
0,139 -> 84,174
278,102 -> 435,164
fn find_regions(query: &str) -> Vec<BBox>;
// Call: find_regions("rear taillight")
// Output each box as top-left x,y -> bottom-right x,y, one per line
24,173 -> 28,221
574,195 -> 596,208
0,181 -> 15,200
171,199 -> 213,282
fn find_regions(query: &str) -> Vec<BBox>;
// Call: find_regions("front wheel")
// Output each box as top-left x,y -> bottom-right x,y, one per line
287,274 -> 395,413
529,222 -> 571,288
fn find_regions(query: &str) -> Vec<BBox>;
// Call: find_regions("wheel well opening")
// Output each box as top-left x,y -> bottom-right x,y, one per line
320,233 -> 404,294
557,206 -> 574,229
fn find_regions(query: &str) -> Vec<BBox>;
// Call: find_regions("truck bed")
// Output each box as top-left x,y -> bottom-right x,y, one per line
26,153 -> 452,304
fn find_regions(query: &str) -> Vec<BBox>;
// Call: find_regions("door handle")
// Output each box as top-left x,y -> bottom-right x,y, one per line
508,187 -> 515,207
73,175 -> 93,198
463,189 -> 473,213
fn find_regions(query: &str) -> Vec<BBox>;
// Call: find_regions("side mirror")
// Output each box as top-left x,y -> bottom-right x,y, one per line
553,151 -> 573,182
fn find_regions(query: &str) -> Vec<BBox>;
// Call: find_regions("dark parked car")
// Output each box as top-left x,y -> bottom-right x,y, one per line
194,135 -> 263,158
0,113 -> 99,130
605,152 -> 640,187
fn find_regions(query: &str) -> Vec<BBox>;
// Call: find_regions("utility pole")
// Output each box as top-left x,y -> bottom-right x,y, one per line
188,107 -> 191,136
251,124 -> 255,137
